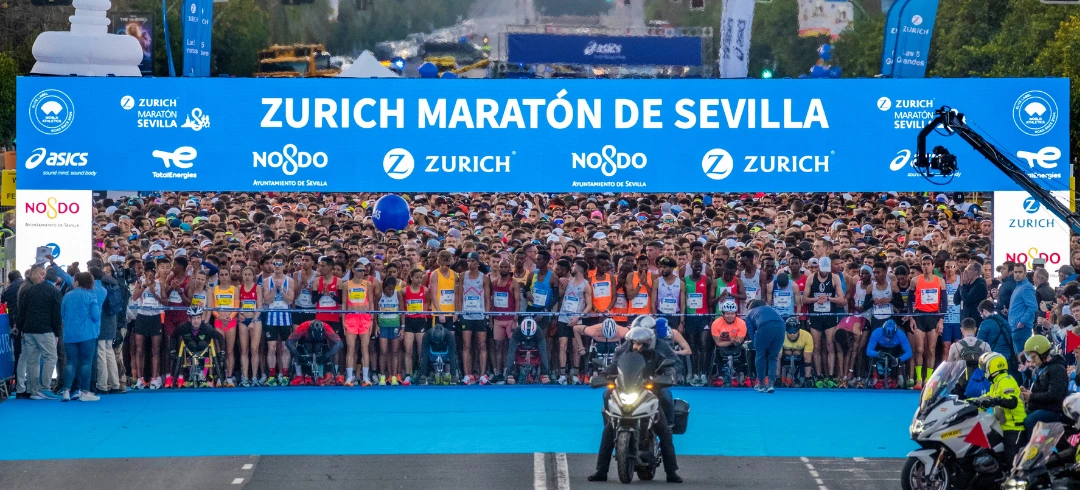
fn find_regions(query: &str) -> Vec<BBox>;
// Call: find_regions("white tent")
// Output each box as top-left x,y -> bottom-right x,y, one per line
337,50 -> 400,78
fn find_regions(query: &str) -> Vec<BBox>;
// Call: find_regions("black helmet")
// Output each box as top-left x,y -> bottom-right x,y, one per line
785,317 -> 801,336
430,324 -> 447,345
308,320 -> 325,341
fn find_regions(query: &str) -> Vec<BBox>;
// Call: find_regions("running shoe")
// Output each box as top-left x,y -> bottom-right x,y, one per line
241,377 -> 251,388
226,378 -> 236,388
305,375 -> 315,386
419,376 -> 429,386
361,379 -> 373,387
164,375 -> 174,389
540,375 -> 551,384
390,376 -> 400,386
79,391 -> 100,402
257,374 -> 268,386
505,376 -> 515,385
913,380 -> 923,391
765,384 -> 775,394
177,375 -> 187,389
462,375 -> 473,386
825,378 -> 838,389
753,383 -> 765,393
815,378 -> 825,389
290,376 -> 305,387
150,377 -> 163,389
378,375 -> 387,386
478,375 -> 489,385
873,377 -> 885,390
580,374 -> 590,386
61,389 -> 71,402
344,376 -> 357,387
402,376 -> 412,386
743,377 -> 753,388
134,378 -> 146,390
907,378 -> 916,389
317,374 -> 333,386
335,375 -> 345,386
279,375 -> 289,387
712,377 -> 723,387
31,390 -> 59,400
557,375 -> 567,385
837,377 -> 848,389
887,378 -> 898,390
266,376 -> 279,387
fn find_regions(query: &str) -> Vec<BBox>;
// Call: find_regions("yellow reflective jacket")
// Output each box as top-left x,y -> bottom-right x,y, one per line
981,374 -> 1026,432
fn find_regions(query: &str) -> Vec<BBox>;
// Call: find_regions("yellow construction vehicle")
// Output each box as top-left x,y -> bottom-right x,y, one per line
255,44 -> 340,78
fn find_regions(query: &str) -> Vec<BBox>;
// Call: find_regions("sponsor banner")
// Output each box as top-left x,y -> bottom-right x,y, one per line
182,0 -> 212,77
880,0 -> 940,78
113,12 -> 154,76
797,0 -> 853,40
507,34 -> 703,66
15,76 -> 1070,192
1,170 -> 14,207
993,191 -> 1071,286
718,0 -> 756,78
16,189 -> 93,274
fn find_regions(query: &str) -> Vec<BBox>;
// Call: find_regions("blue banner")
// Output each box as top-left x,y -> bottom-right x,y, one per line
182,0 -> 212,77
880,0 -> 940,78
508,33 -> 702,66
15,77 -> 1070,193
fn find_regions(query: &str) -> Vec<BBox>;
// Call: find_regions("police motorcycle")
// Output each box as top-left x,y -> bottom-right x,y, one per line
903,361 -> 1007,490
1000,422 -> 1065,490
590,351 -> 689,484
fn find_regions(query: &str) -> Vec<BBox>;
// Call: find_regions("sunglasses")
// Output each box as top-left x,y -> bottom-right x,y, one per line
273,262 -> 284,266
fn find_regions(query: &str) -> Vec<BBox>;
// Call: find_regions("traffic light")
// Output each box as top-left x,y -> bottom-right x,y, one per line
760,68 -> 773,79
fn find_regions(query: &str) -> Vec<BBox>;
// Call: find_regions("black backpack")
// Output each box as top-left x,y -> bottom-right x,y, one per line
103,281 -> 124,317
959,338 -> 988,369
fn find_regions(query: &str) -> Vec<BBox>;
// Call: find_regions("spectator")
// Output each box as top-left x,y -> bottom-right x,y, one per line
978,299 -> 1018,378
92,266 -> 123,394
955,263 -> 987,325
997,261 -> 1017,316
1057,265 -> 1077,285
1033,268 -> 1055,305
14,264 -> 62,400
60,272 -> 102,402
4,270 -> 24,394
1007,263 -> 1037,364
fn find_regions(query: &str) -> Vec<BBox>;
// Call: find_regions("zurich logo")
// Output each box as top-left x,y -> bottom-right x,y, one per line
383,148 -> 414,180
911,15 -> 923,26
28,89 -> 75,136
702,149 -> 734,181
876,97 -> 892,111
1013,90 -> 1058,136
1023,197 -> 1041,214
46,243 -> 61,259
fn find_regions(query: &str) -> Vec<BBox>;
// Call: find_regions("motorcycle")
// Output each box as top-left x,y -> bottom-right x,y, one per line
902,361 -> 1007,490
590,352 -> 688,484
1001,422 -> 1065,490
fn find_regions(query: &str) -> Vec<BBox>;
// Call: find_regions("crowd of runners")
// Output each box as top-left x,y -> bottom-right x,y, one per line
10,190 -> 1080,400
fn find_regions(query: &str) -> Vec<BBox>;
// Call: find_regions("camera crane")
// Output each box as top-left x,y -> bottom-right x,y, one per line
914,106 -> 1080,233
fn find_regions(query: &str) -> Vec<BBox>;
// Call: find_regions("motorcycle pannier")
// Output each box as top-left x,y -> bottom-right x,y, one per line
672,399 -> 689,435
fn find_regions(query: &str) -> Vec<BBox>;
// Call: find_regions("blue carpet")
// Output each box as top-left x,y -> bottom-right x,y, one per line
0,387 -> 917,460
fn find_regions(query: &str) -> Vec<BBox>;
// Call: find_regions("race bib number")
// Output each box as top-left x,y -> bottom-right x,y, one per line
270,300 -> 287,309
659,298 -> 677,314
532,291 -> 548,307
593,281 -> 611,298
687,293 -> 703,309
440,289 -> 455,306
464,295 -> 483,311
945,305 -> 961,325
631,295 -> 649,309
874,303 -> 893,316
318,294 -> 337,308
241,299 -> 257,310
216,295 -> 233,308
745,287 -> 759,300
563,295 -> 581,313
168,291 -> 182,304
774,293 -> 792,308
920,288 -> 939,306
349,288 -> 366,303
813,293 -> 831,313
297,289 -> 313,306
406,299 -> 423,312
614,294 -> 628,309
718,286 -> 731,297
494,292 -> 509,309
191,294 -> 205,307
142,291 -> 159,307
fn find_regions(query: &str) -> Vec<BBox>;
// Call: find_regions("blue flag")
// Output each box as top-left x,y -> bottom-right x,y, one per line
880,0 -> 940,78
182,0 -> 212,77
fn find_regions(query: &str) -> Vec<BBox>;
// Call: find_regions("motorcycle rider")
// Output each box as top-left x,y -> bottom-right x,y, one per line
1047,392 -> 1080,472
1021,334 -> 1069,434
970,352 -> 1026,465
588,326 -> 682,484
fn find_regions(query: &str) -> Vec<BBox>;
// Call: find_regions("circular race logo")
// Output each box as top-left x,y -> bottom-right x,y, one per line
120,96 -> 135,110
876,97 -> 892,111
911,15 -> 923,26
702,149 -> 734,181
28,89 -> 75,136
383,148 -> 415,180
1013,90 -> 1058,136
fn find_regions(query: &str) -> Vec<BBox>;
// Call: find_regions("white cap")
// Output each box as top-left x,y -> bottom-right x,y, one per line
818,256 -> 832,272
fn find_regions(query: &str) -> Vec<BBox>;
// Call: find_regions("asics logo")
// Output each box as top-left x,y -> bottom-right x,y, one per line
383,148 -> 414,180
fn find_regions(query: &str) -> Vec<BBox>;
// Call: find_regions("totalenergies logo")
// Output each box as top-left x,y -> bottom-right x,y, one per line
25,197 -> 80,219
1005,247 -> 1062,268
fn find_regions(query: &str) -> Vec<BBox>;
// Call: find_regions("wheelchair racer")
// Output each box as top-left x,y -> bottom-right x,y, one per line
864,319 -> 912,389
420,324 -> 460,385
169,306 -> 226,388
781,317 -> 814,387
285,320 -> 343,386
505,318 -> 551,385
710,300 -> 749,387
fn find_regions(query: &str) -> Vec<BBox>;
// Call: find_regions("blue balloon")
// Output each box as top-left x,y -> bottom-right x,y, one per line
441,71 -> 458,79
810,65 -> 828,78
829,65 -> 842,79
418,62 -> 439,79
818,43 -> 833,62
372,194 -> 411,232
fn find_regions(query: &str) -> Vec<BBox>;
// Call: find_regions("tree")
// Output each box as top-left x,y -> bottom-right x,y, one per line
535,0 -> 613,17
830,10 -> 884,77
212,0 -> 270,76
1035,14 -> 1080,150
0,51 -> 16,147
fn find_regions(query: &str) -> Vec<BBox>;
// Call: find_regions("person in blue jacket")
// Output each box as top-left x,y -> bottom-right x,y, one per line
744,300 -> 785,393
866,319 -> 913,387
59,272 -> 102,402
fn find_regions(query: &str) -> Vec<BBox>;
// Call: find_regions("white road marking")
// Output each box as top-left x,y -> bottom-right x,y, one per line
232,478 -> 244,485
242,464 -> 253,470
534,452 -> 548,490
802,458 -> 828,490
555,453 -> 570,490
853,457 -> 867,462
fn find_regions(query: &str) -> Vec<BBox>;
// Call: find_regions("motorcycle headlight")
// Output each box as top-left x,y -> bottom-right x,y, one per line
618,391 -> 640,405
909,419 -> 924,438
1003,478 -> 1027,490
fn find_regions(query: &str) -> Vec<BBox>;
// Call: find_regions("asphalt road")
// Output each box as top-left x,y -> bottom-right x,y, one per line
0,454 -> 902,490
